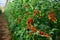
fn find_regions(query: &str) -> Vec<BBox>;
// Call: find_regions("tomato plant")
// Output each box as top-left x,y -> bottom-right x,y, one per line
4,0 -> 60,40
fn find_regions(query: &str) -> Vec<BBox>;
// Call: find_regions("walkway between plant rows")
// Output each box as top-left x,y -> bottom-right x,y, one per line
0,14 -> 11,40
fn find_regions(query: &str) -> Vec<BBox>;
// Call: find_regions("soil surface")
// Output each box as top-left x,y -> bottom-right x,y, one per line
0,14 -> 11,40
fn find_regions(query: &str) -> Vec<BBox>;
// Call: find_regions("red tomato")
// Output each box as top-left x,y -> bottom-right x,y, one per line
28,18 -> 33,23
39,31 -> 45,35
45,34 -> 50,37
34,9 -> 39,16
48,12 -> 54,17
48,12 -> 56,22
31,26 -> 36,32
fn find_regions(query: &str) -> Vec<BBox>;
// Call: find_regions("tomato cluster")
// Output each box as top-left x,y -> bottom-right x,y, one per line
27,18 -> 50,37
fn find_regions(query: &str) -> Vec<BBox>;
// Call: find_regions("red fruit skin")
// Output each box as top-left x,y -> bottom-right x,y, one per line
28,18 -> 33,23
34,9 -> 39,16
31,26 -> 37,32
39,31 -> 45,35
45,34 -> 50,37
48,12 -> 54,17
48,12 -> 56,22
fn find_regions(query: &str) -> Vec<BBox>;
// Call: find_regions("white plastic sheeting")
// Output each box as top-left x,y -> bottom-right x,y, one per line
0,0 -> 6,7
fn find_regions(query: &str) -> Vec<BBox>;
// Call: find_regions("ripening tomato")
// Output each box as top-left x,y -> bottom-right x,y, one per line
48,12 -> 57,23
27,18 -> 33,23
34,9 -> 39,16
17,18 -> 21,23
48,12 -> 54,17
39,31 -> 45,35
31,26 -> 37,32
45,34 -> 50,37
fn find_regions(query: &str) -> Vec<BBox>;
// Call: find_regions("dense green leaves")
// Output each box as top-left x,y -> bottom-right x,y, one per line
4,0 -> 60,40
